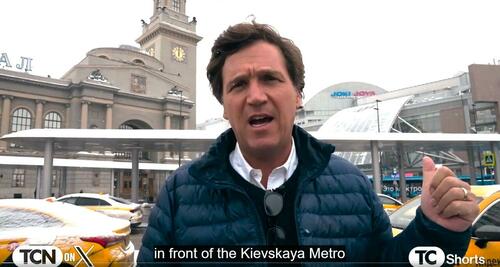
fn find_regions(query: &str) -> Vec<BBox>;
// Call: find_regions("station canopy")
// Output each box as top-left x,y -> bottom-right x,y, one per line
318,96 -> 412,165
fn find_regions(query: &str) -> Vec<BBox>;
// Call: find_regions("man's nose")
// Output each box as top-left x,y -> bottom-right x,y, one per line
246,80 -> 267,105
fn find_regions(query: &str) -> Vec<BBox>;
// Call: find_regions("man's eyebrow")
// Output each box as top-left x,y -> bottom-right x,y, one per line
257,69 -> 285,78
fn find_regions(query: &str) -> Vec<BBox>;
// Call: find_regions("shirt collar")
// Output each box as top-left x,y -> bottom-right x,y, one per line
229,138 -> 298,190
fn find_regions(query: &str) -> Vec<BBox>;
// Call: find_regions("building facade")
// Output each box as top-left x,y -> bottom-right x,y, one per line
308,67 -> 499,195
295,82 -> 387,130
0,0 -> 201,201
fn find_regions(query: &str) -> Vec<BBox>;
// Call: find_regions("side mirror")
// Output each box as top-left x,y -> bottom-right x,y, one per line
474,225 -> 500,249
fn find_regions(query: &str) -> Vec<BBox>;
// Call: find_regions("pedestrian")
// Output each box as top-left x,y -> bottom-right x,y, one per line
138,20 -> 479,265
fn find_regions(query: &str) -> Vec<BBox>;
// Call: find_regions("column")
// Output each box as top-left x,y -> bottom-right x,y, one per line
131,148 -> 140,203
164,113 -> 171,129
35,166 -> 42,199
41,140 -> 54,199
34,100 -> 45,128
110,169 -> 115,196
397,143 -> 407,202
0,96 -> 13,150
370,141 -> 382,194
80,101 -> 89,129
69,97 -> 80,128
492,142 -> 500,184
65,104 -> 71,128
105,104 -> 113,129
183,116 -> 189,130
467,147 -> 477,185
161,114 -> 172,161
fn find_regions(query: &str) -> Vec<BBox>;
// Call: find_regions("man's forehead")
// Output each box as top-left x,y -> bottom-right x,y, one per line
222,42 -> 287,77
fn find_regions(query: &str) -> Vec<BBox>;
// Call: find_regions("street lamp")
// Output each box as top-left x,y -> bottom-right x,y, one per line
168,86 -> 183,167
374,99 -> 383,188
375,99 -> 381,133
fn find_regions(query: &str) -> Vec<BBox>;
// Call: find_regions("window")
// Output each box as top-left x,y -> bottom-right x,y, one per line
75,197 -> 111,206
52,168 -> 62,187
119,124 -> 135,130
132,59 -> 145,65
378,195 -> 398,205
11,108 -> 32,132
59,197 -> 77,204
44,112 -> 62,129
12,168 -> 25,187
473,200 -> 500,235
0,208 -> 63,228
172,0 -> 180,12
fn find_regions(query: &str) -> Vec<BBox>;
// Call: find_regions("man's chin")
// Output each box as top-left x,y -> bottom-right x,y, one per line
244,141 -> 284,156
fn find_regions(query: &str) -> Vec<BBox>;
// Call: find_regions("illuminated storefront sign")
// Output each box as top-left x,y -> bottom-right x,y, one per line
330,90 -> 376,98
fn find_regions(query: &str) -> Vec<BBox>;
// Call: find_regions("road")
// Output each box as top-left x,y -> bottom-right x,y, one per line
131,205 -> 151,264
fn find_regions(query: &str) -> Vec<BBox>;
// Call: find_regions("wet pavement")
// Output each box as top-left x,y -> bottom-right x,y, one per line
131,204 -> 152,251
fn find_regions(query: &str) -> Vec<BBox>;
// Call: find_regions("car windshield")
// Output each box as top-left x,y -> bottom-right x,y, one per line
389,198 -> 421,229
109,196 -> 133,205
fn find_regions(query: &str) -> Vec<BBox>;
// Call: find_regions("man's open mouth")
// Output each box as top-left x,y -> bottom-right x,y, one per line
248,115 -> 274,127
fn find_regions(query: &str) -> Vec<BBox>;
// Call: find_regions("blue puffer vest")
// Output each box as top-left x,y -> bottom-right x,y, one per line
138,126 -> 470,266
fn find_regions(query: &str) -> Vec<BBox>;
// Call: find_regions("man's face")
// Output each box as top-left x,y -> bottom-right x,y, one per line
222,41 -> 302,159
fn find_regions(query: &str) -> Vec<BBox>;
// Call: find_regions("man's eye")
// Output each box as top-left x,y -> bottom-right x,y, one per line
230,80 -> 246,90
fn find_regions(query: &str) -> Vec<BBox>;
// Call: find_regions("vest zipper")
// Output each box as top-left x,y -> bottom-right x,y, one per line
212,180 -> 268,245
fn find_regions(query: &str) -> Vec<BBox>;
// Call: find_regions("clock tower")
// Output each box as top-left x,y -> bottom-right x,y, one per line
136,0 -> 202,126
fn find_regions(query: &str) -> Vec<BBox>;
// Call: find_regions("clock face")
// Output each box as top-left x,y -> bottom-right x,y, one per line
172,46 -> 186,62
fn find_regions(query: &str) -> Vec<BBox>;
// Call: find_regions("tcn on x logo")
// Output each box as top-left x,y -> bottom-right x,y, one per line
74,245 -> 94,267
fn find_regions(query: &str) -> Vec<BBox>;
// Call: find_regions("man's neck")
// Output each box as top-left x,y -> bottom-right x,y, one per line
240,142 -> 293,187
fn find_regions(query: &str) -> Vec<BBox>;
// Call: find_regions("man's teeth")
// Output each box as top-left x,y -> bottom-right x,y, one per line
250,116 -> 272,125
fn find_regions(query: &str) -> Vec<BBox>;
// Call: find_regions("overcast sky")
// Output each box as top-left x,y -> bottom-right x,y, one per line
1,0 -> 500,124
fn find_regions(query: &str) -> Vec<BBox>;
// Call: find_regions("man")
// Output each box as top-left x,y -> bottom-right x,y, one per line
138,21 -> 479,265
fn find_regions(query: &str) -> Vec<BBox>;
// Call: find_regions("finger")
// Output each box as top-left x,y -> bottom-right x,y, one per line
429,166 -> 456,191
441,198 -> 479,221
421,156 -> 436,190
434,184 -> 471,213
431,177 -> 470,206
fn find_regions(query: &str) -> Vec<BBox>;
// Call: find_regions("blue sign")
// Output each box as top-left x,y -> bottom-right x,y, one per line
331,91 -> 351,97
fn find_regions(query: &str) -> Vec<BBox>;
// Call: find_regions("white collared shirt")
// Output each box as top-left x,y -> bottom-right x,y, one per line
229,139 -> 298,190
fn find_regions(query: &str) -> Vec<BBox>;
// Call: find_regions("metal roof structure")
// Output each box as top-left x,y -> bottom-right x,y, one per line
0,155 -> 177,170
318,96 -> 412,165
3,128 -> 500,153
2,129 -> 500,202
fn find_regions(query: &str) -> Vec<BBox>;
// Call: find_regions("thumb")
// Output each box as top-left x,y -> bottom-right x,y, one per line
422,156 -> 436,188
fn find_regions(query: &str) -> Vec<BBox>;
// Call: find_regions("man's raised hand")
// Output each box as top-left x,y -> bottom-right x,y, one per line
420,156 -> 479,232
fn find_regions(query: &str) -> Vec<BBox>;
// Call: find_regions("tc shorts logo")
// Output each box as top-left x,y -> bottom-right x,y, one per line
409,246 -> 445,267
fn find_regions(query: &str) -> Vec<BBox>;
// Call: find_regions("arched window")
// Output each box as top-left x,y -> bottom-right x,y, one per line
119,124 -> 136,130
98,55 -> 109,60
44,112 -> 62,129
11,108 -> 32,132
133,59 -> 145,65
116,123 -> 149,160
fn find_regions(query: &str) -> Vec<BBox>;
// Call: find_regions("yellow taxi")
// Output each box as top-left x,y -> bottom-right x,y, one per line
377,193 -> 403,215
57,193 -> 143,228
0,199 -> 134,266
390,185 -> 500,266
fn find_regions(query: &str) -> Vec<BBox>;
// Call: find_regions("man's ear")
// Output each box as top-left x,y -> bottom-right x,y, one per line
223,108 -> 228,120
296,91 -> 303,109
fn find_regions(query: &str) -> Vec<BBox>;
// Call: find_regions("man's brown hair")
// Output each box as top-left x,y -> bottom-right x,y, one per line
207,21 -> 305,104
